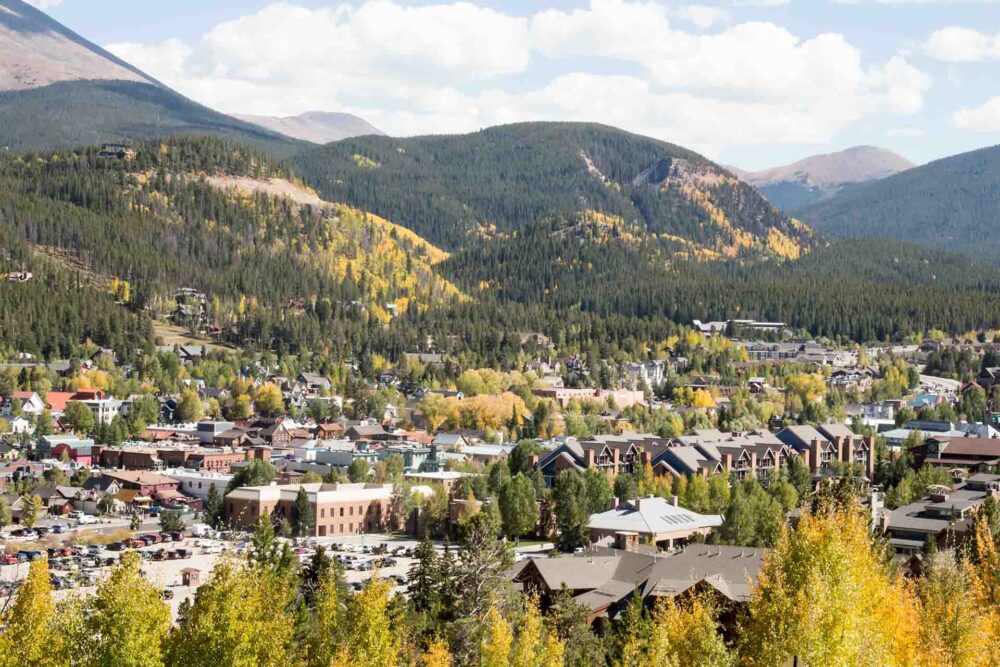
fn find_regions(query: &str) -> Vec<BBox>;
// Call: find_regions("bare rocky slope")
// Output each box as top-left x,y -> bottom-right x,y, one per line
235,111 -> 384,144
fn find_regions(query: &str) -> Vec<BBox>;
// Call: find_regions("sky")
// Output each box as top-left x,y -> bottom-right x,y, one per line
28,0 -> 1000,170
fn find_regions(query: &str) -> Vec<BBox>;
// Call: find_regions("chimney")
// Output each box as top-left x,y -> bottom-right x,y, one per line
584,449 -> 595,468
810,438 -> 823,474
611,497 -> 620,509
669,495 -> 679,507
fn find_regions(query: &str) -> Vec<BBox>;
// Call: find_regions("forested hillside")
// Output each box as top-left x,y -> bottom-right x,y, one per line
794,143 -> 1000,260
0,137 -> 463,354
293,122 -> 813,258
0,81 -> 304,156
443,218 -> 1000,342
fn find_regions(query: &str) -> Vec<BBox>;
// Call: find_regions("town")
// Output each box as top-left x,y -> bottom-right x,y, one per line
1,321 -> 999,664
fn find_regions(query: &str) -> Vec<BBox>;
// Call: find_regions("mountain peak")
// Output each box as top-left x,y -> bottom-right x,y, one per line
234,111 -> 385,144
0,0 -> 158,90
735,145 -> 915,210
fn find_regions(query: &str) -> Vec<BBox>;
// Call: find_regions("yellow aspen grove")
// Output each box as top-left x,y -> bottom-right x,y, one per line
967,518 -> 1000,663
916,550 -> 992,667
480,607 -> 513,667
164,558 -> 298,667
740,510 -> 920,667
647,596 -> 732,667
511,596 -> 565,667
420,638 -> 454,667
81,551 -> 171,667
342,576 -> 402,667
0,558 -> 65,667
306,570 -> 342,667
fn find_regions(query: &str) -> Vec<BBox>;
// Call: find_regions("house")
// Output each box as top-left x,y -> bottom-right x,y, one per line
827,366 -> 878,392
588,495 -> 723,550
34,486 -> 82,515
513,544 -> 765,624
976,367 -> 1000,391
92,470 -> 180,501
881,473 -> 1000,555
345,424 -> 391,442
775,424 -> 875,479
296,372 -> 332,395
1,391 -> 46,417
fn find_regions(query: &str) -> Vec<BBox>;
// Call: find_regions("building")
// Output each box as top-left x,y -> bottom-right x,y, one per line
534,434 -> 669,485
775,424 -> 875,479
224,482 -> 398,536
164,469 -> 232,502
532,387 -> 645,409
917,436 -> 1000,471
513,544 -> 765,624
882,473 -> 1000,555
0,391 -> 46,417
588,496 -> 723,550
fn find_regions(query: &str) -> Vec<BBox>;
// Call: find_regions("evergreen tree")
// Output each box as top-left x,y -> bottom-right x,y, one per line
553,471 -> 589,551
292,487 -> 314,538
203,483 -> 224,529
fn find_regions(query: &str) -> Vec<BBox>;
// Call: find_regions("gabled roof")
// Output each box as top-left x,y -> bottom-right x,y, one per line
588,496 -> 723,536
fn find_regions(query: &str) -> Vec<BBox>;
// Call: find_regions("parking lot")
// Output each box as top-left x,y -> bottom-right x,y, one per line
0,529 -> 553,620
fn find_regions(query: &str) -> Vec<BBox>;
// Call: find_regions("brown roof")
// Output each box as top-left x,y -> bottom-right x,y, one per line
103,470 -> 179,486
935,437 -> 1000,457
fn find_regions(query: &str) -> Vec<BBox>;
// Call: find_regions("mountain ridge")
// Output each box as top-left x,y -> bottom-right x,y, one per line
235,111 -> 384,144
0,0 -> 159,90
735,145 -> 915,210
292,121 -> 815,259
793,142 -> 1000,261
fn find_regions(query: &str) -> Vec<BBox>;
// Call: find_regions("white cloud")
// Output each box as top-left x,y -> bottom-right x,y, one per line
24,0 -> 63,8
888,127 -> 926,137
106,0 -> 932,154
953,97 -> 1000,130
923,27 -> 1000,62
676,5 -> 730,29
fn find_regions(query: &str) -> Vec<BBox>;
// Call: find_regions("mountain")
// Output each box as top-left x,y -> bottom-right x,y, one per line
235,111 -> 384,144
293,122 -> 814,258
738,146 -> 915,210
0,137 -> 461,340
794,143 -> 1000,261
0,0 -> 302,156
0,0 -> 157,90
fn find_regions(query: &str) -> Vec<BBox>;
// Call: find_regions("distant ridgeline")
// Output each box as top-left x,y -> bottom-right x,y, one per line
2,132 -> 1000,363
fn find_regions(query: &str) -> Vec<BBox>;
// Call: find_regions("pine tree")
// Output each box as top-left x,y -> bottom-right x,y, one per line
203,483 -> 224,529
408,536 -> 440,614
293,487 -> 314,537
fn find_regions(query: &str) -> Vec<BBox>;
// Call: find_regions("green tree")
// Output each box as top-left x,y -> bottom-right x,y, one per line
498,473 -> 539,540
292,487 -> 314,537
226,458 -> 277,493
160,510 -> 185,533
347,458 -> 370,483
613,473 -> 638,503
507,439 -> 542,476
553,471 -> 589,551
408,535 -> 441,614
63,401 -> 95,435
582,468 -> 613,513
203,483 -> 224,529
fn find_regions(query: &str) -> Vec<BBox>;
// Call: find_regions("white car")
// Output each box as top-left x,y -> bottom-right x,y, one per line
75,515 -> 98,525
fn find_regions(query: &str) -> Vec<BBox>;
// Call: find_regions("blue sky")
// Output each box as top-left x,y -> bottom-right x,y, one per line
33,0 -> 1000,169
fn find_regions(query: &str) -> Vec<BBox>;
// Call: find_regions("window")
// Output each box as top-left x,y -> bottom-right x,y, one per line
339,507 -> 344,517
349,507 -> 354,516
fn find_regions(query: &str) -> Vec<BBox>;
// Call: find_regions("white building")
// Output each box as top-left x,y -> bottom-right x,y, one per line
163,468 -> 233,502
